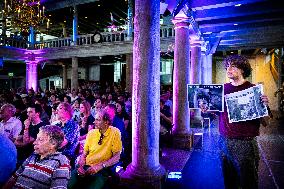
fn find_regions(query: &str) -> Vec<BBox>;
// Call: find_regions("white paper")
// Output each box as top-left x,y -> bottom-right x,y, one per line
225,84 -> 268,123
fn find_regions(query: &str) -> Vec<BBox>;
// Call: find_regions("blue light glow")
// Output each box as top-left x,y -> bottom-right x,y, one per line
168,172 -> 182,179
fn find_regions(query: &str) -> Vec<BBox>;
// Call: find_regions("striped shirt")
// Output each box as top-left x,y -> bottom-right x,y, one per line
13,152 -> 70,189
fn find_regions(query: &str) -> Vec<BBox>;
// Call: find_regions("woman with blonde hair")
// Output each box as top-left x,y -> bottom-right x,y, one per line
79,100 -> 95,141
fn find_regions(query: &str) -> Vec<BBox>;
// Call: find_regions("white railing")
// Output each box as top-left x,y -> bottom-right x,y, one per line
1,25 -> 175,49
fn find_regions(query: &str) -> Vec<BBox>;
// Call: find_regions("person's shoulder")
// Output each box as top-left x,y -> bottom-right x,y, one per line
224,83 -> 232,88
67,119 -> 78,127
88,114 -> 95,122
10,116 -> 21,122
51,152 -> 71,166
37,121 -> 46,127
87,129 -> 98,136
110,126 -> 121,133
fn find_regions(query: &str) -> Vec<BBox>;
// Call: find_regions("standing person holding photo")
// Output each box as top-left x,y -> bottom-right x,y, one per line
219,55 -> 270,189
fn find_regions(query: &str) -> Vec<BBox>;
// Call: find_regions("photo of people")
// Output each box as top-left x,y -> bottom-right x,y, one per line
225,84 -> 268,123
187,84 -> 224,112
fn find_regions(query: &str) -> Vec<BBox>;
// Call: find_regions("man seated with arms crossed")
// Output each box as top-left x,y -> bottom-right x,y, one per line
3,125 -> 71,189
68,110 -> 122,189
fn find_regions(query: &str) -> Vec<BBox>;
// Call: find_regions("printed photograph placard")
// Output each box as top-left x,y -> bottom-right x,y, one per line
187,84 -> 224,112
225,84 -> 268,123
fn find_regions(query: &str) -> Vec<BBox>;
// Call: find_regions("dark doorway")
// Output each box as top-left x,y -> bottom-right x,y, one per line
100,64 -> 114,85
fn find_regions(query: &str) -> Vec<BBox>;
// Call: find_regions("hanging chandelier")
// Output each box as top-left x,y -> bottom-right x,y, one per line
1,0 -> 48,33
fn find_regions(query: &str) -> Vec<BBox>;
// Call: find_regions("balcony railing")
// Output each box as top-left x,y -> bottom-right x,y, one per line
0,25 -> 175,49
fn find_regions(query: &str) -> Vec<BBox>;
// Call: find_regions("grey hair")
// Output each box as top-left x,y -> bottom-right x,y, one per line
2,103 -> 16,115
39,125 -> 64,150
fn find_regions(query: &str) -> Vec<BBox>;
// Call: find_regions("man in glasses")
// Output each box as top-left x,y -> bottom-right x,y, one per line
68,110 -> 122,189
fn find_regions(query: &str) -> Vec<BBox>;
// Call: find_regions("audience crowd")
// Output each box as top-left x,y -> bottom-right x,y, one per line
0,81 -> 173,189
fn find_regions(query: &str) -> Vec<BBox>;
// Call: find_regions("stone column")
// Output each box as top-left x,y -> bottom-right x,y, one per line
201,53 -> 206,84
120,0 -> 166,188
190,41 -> 202,84
202,54 -> 213,84
26,61 -> 38,91
125,53 -> 133,93
62,63 -> 68,89
171,18 -> 192,149
72,6 -> 78,45
85,64 -> 90,81
71,57 -> 78,90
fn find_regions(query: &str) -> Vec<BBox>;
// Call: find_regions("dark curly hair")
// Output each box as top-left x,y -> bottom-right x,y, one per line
223,55 -> 252,78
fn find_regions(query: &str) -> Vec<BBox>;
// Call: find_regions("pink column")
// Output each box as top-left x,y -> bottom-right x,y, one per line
172,18 -> 192,148
26,61 -> 38,91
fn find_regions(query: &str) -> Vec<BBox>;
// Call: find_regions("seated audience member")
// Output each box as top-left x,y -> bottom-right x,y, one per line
48,94 -> 58,107
0,134 -> 17,188
0,104 -> 22,142
68,110 -> 122,189
55,102 -> 79,165
160,99 -> 173,151
105,104 -> 129,167
35,98 -> 50,125
91,98 -> 103,118
3,125 -> 70,189
72,99 -> 81,123
79,100 -> 95,141
70,89 -> 79,104
50,103 -> 60,124
115,101 -> 130,130
63,95 -> 71,104
15,104 -> 46,165
105,104 -> 127,148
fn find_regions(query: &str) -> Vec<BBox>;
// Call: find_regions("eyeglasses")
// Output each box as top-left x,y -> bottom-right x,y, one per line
98,132 -> 104,145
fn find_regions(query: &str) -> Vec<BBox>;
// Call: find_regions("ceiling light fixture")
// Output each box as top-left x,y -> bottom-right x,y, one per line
1,0 -> 48,34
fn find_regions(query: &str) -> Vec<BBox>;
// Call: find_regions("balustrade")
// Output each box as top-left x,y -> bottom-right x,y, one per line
0,25 -> 175,49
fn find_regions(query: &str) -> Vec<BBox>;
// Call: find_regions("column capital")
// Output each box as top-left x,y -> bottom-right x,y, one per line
190,40 -> 203,47
172,17 -> 191,29
25,60 -> 38,65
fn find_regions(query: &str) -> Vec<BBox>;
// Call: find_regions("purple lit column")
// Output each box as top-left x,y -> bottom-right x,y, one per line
125,53 -> 133,93
190,41 -> 202,84
71,57 -> 78,90
26,61 -> 38,91
171,18 -> 192,148
120,0 -> 165,188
